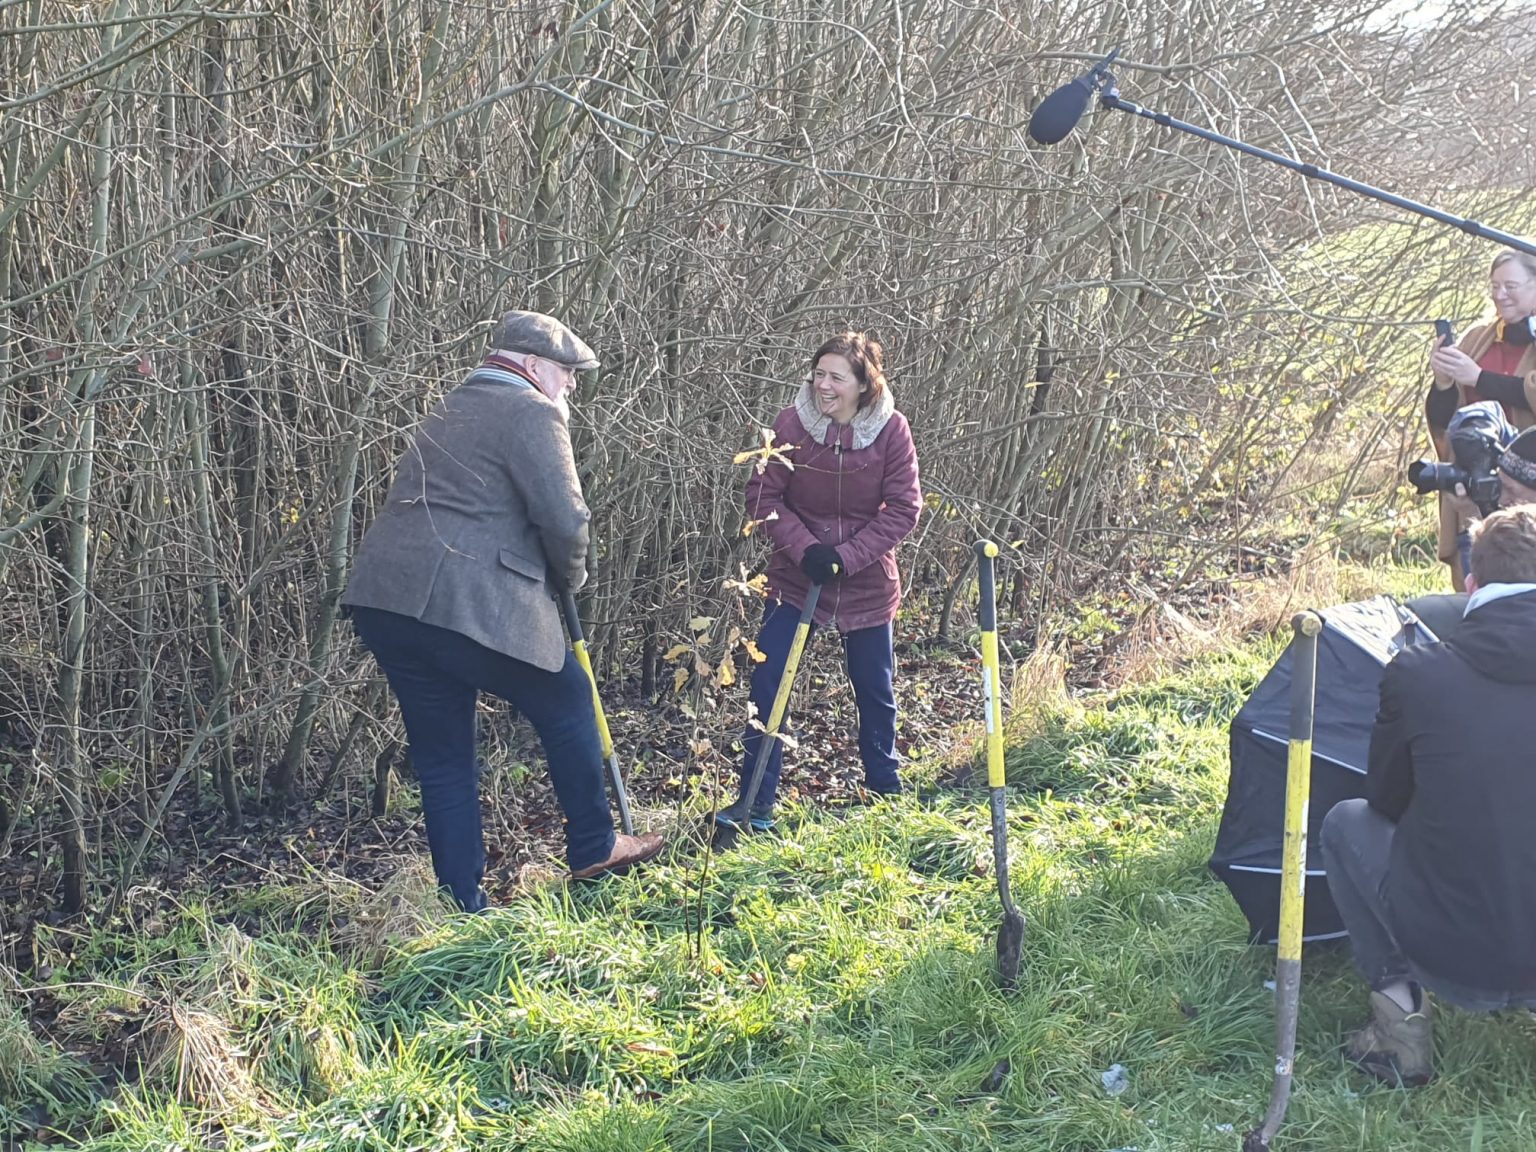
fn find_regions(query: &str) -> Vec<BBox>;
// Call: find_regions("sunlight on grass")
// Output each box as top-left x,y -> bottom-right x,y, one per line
28,557 -> 1536,1151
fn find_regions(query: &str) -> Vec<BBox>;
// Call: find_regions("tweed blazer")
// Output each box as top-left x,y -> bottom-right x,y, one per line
342,371 -> 589,672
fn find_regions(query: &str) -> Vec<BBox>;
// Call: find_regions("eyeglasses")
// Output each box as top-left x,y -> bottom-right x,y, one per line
1492,280 -> 1533,295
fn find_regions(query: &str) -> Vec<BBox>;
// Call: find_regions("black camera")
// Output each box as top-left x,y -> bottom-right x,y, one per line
1409,404 -> 1506,517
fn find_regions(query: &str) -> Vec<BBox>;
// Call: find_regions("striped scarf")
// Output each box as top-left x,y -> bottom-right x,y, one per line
467,350 -> 542,390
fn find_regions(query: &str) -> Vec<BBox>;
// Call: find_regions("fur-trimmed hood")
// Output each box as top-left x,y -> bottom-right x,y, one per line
794,380 -> 897,450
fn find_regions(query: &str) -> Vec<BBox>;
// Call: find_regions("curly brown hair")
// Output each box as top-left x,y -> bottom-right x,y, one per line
810,331 -> 887,410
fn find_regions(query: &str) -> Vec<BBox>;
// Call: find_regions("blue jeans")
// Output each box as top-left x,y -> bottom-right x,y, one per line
737,599 -> 902,808
350,607 -> 615,910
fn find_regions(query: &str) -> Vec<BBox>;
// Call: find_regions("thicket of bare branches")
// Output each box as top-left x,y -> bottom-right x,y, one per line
2,0 -> 1532,907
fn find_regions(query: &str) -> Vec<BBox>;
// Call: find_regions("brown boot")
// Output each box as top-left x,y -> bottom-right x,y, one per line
570,832 -> 665,880
1345,989 -> 1434,1087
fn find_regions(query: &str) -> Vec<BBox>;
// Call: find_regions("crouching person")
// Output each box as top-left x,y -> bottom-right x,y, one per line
342,310 -> 664,911
1322,505 -> 1536,1085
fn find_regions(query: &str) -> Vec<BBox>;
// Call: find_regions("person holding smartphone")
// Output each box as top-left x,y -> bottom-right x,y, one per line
1425,250 -> 1536,590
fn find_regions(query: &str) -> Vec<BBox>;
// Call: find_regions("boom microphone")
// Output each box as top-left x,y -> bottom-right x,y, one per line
1027,49 -> 1120,145
1026,52 -> 1536,260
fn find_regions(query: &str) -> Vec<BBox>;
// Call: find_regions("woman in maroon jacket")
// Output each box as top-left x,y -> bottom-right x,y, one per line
1426,250 -> 1536,590
717,331 -> 922,831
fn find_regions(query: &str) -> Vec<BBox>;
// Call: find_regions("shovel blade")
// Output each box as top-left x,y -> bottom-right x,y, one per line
995,910 -> 1026,991
710,817 -> 743,853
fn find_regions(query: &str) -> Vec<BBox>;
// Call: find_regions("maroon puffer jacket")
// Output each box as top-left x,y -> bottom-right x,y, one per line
744,383 -> 921,632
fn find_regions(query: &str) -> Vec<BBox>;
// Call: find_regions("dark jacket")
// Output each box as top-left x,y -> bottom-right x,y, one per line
745,383 -> 921,632
342,368 -> 589,672
1368,588 -> 1536,994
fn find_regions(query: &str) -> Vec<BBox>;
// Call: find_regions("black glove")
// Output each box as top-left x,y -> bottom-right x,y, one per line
800,543 -> 843,584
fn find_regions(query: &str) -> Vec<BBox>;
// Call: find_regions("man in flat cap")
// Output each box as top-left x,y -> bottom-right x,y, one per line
344,310 -> 664,910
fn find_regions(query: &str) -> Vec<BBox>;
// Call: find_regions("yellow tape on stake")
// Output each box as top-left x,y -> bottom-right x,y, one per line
1244,610 -> 1321,1152
981,643 -> 1004,788
1276,735 -> 1312,964
571,640 -> 615,759
767,624 -> 810,732
561,591 -> 635,835
1275,611 -> 1321,964
977,540 -> 1005,790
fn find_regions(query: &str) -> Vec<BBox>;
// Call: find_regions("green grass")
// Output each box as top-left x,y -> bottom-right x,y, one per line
1,991 -> 98,1137
16,571 -> 1536,1151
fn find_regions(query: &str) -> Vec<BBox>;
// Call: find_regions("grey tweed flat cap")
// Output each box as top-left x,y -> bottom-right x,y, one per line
488,310 -> 600,370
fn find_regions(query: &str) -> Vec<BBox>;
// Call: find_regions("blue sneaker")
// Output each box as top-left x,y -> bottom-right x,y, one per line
714,797 -> 777,832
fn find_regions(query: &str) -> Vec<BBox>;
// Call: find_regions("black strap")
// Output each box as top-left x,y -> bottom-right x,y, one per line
1476,370 -> 1532,410
1425,380 -> 1458,430
1503,317 -> 1536,347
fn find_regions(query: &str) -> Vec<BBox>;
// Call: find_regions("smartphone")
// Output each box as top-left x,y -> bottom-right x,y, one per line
1434,318 -> 1456,347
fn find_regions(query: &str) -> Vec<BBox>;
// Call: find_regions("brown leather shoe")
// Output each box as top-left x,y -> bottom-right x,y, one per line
569,832 -> 665,880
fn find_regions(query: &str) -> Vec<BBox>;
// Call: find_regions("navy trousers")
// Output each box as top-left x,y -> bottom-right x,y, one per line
350,606 -> 615,910
737,599 -> 902,808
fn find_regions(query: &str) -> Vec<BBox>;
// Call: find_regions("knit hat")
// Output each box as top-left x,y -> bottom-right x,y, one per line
1499,427 -> 1536,489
